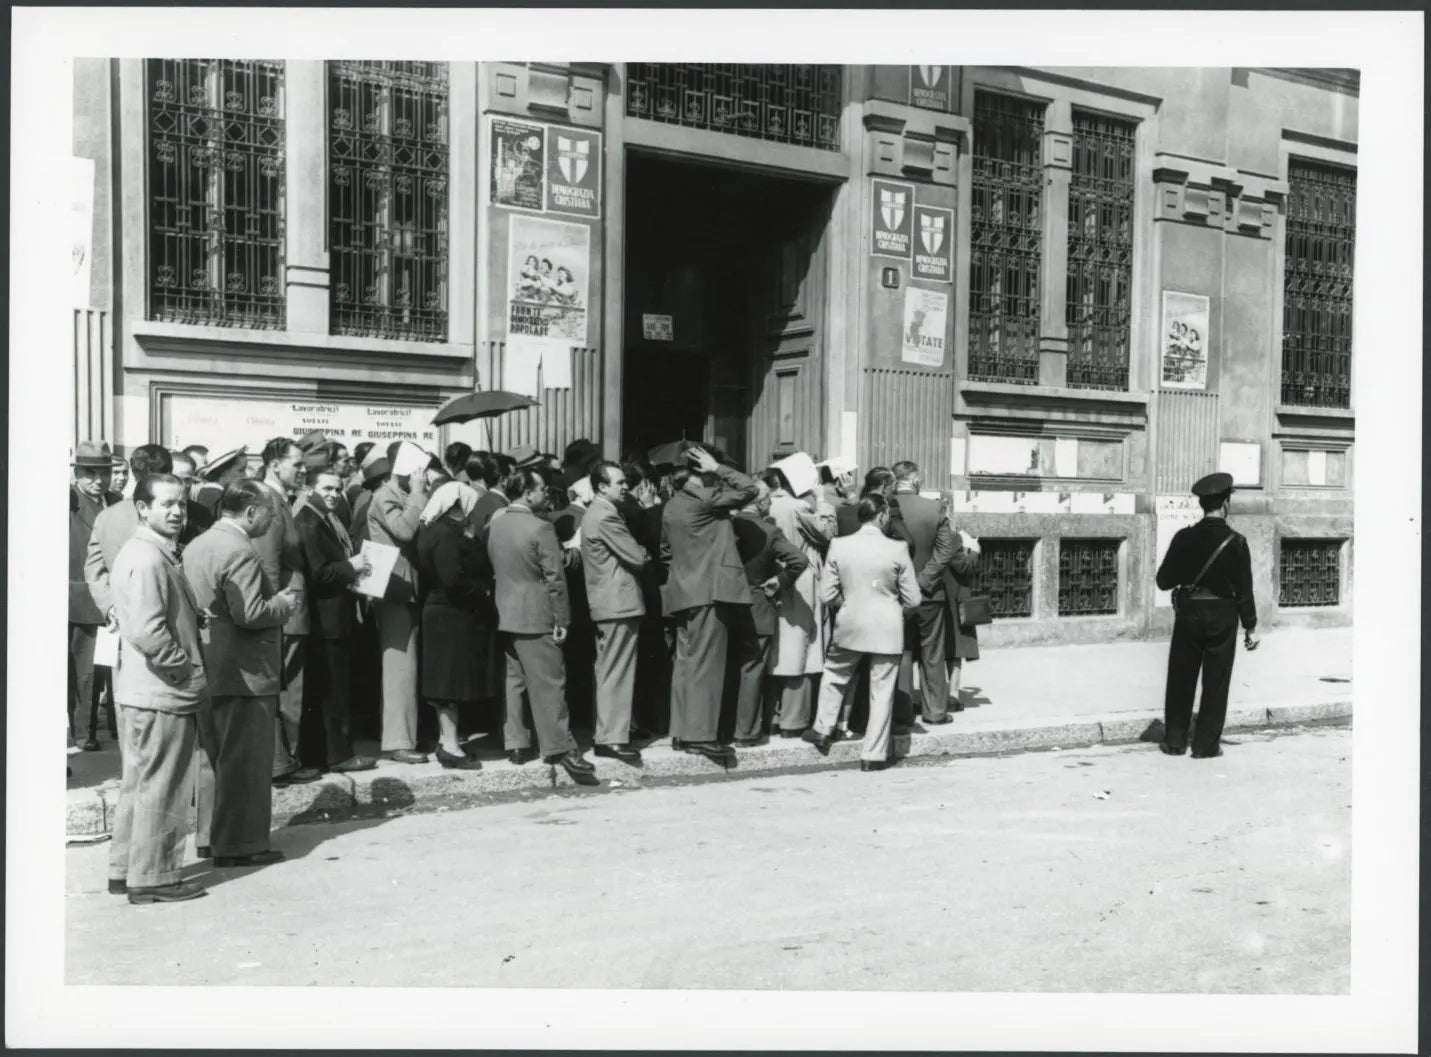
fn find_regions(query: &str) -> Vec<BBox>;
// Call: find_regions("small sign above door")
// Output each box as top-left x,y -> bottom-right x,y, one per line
909,66 -> 951,111
642,313 -> 674,342
871,178 -> 914,260
911,204 -> 953,282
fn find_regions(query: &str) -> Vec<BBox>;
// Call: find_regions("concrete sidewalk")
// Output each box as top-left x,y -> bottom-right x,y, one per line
65,626 -> 1351,836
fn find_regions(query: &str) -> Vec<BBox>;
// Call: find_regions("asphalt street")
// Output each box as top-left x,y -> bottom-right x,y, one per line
66,725 -> 1350,993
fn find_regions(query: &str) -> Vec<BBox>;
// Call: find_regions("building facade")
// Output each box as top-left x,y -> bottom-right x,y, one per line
72,61 -> 1357,646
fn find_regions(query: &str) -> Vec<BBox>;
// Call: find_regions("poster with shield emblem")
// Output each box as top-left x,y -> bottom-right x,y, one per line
871,178 -> 914,259
912,204 -> 953,282
545,125 -> 602,218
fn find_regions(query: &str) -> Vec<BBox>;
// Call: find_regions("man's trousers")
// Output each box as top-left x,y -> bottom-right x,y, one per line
593,618 -> 640,746
306,636 -> 355,766
271,633 -> 306,777
814,646 -> 900,763
1163,598 -> 1239,756
502,632 -> 577,759
108,705 -> 198,888
374,600 -> 419,752
724,607 -> 772,742
205,695 -> 279,858
68,623 -> 98,743
899,601 -> 948,722
769,673 -> 817,734
670,603 -> 734,744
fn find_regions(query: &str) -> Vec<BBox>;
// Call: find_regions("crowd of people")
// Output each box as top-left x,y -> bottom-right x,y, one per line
68,430 -> 987,905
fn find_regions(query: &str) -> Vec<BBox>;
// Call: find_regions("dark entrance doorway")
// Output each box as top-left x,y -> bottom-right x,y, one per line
621,153 -> 836,469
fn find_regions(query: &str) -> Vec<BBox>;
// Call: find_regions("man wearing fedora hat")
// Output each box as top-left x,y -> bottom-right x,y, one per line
69,441 -> 117,750
1155,471 -> 1261,759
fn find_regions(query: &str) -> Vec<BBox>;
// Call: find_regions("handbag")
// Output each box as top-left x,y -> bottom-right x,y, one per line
1170,534 -> 1234,613
957,593 -> 994,627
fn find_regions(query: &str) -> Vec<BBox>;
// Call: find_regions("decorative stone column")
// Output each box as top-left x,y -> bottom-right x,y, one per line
283,60 -> 328,335
1038,98 -> 1073,388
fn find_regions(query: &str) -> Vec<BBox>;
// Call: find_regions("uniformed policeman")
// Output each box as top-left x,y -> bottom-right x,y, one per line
1155,472 -> 1260,758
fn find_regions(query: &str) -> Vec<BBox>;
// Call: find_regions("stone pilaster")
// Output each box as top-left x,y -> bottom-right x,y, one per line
283,61 -> 328,335
1038,100 -> 1073,388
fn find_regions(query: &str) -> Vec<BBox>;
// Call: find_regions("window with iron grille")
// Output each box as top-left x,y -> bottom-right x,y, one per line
970,539 -> 1036,618
1278,538 -> 1342,607
328,61 -> 449,341
968,91 -> 1044,385
625,64 -> 842,150
147,59 -> 286,328
1057,538 -> 1119,616
1066,111 -> 1135,391
1281,160 -> 1355,409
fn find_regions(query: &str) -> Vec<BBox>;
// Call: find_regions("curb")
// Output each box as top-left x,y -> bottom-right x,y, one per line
66,699 -> 1350,837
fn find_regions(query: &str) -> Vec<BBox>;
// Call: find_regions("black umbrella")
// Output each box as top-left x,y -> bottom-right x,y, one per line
431,390 -> 539,425
647,439 -> 692,468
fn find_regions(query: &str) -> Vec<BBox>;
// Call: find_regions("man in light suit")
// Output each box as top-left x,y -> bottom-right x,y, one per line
182,480 -> 299,867
888,460 -> 956,726
660,445 -> 757,763
580,461 -> 650,764
727,481 -> 809,746
253,437 -> 320,784
85,444 -> 174,629
488,468 -> 595,784
804,494 -> 920,770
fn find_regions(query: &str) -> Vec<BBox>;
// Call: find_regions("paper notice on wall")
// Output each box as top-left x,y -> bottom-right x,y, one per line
1307,450 -> 1328,486
1053,437 -> 1080,479
166,396 -> 439,460
353,540 -> 400,600
841,411 -> 858,465
902,287 -> 948,368
1154,495 -> 1203,607
93,626 -> 119,668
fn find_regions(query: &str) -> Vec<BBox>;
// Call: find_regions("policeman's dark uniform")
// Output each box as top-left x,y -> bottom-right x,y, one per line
1155,472 -> 1257,757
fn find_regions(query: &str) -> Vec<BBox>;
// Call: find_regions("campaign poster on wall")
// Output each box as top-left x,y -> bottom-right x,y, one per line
911,204 -> 953,282
1160,291 -> 1211,390
901,287 -> 948,368
545,125 -> 602,218
909,66 -> 951,111
505,216 -> 590,395
167,396 -> 440,459
871,178 -> 914,259
490,116 -> 547,212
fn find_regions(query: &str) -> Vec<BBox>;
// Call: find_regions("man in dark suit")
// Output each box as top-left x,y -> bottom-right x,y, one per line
295,468 -> 377,774
888,461 -> 956,725
727,480 -> 809,746
659,445 -> 757,762
487,468 -> 595,783
69,440 -> 117,751
1156,472 -> 1260,759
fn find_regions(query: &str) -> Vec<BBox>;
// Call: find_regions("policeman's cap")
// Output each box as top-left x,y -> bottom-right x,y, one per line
1191,472 -> 1234,497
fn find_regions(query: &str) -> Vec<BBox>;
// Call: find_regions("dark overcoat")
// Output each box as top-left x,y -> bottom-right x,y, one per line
417,517 -> 493,702
940,530 -> 981,661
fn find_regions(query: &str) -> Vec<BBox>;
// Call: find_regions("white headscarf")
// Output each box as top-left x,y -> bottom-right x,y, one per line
420,481 -> 480,527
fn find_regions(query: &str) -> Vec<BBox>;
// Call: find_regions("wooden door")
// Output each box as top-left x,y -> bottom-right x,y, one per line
747,193 -> 829,466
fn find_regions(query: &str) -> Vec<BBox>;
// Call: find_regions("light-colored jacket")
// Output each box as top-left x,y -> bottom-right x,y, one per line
767,490 -> 834,676
84,500 -> 141,619
821,523 -> 920,655
487,503 -> 571,633
182,519 -> 295,697
367,478 -> 426,600
580,495 -> 648,621
110,525 -> 207,713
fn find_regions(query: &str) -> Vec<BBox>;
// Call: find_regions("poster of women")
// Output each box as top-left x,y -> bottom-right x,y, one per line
507,215 -> 590,343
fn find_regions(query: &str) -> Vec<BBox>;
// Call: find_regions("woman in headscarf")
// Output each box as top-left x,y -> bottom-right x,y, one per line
416,481 -> 490,769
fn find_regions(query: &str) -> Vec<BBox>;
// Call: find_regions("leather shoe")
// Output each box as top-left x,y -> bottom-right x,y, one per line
680,741 -> 731,763
507,747 -> 538,766
381,750 -> 429,766
1159,741 -> 1187,756
435,746 -> 482,771
593,743 -> 642,764
214,849 -> 286,868
923,715 -> 953,726
801,728 -> 835,755
195,845 -> 211,859
860,759 -> 893,772
108,878 -> 127,895
128,880 -> 206,904
273,766 -> 323,786
549,750 -> 598,784
82,736 -> 101,752
329,754 -> 378,773
1191,747 -> 1223,759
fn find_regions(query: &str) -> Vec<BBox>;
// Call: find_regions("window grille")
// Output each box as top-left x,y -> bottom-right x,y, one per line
147,59 -> 286,328
1281,160 -> 1355,409
969,91 -> 1044,385
970,539 -> 1036,618
626,64 -> 842,151
1278,539 -> 1342,607
1066,111 -> 1135,391
1057,538 -> 1119,616
329,61 -> 449,342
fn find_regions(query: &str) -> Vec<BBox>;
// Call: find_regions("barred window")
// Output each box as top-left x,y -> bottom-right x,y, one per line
1281,160 -> 1355,409
1066,111 -> 1135,391
968,91 -> 1044,385
971,539 -> 1036,618
1278,539 -> 1342,607
329,61 -> 449,342
147,59 -> 286,328
1057,538 -> 1119,616
626,64 -> 842,150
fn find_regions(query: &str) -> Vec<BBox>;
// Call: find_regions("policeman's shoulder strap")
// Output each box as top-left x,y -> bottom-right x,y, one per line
1188,534 -> 1236,589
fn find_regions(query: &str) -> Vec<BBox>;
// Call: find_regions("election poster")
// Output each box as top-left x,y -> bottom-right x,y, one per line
871,178 -> 914,259
490,116 -> 546,212
505,216 -> 590,395
901,287 -> 948,368
1160,291 -> 1211,389
909,66 -> 951,111
912,204 -> 953,282
166,396 -> 439,460
545,125 -> 602,218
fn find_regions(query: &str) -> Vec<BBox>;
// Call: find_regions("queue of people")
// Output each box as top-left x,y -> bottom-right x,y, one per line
68,431 -> 988,904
